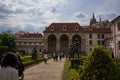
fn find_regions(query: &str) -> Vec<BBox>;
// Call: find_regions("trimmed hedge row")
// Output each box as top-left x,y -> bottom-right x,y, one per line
21,55 -> 51,68
62,58 -> 79,80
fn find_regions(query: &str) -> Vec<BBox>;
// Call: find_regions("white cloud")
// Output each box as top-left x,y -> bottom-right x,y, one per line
74,11 -> 86,19
96,11 -> 118,21
0,0 -> 68,33
72,12 -> 90,25
0,0 -> 119,33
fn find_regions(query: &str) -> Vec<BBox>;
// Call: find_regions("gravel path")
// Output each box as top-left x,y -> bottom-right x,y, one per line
24,58 -> 66,80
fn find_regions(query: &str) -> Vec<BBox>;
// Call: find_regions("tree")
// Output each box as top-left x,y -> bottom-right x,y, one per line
0,30 -> 16,51
80,45 -> 120,80
0,39 -> 2,46
0,46 -> 8,56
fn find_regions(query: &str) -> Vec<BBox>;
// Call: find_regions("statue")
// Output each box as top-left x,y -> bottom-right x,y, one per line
68,41 -> 80,68
68,41 -> 80,59
32,47 -> 38,60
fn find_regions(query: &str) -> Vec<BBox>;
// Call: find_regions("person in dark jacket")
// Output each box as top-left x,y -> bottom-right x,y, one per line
15,52 -> 24,80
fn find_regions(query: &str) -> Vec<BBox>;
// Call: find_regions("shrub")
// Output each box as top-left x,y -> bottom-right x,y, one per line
21,55 -> 51,68
0,46 -> 8,56
79,45 -> 120,80
62,59 -> 79,80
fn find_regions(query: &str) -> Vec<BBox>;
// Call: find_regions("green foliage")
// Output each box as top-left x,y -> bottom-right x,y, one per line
114,58 -> 120,69
79,45 -> 120,80
0,39 -> 2,46
0,46 -> 8,56
62,59 -> 79,80
22,55 -> 43,66
0,31 -> 16,51
21,55 -> 51,68
13,49 -> 26,55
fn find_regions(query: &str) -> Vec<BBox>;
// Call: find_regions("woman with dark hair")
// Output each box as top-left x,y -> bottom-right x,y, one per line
0,52 -> 18,80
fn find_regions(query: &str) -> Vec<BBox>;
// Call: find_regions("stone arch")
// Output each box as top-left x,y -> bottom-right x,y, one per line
60,34 -> 69,53
48,34 -> 56,52
72,34 -> 81,53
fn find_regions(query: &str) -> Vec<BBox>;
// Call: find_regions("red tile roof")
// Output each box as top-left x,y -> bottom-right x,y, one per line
82,27 -> 111,33
91,20 -> 109,28
15,31 -> 43,38
21,33 -> 43,38
43,23 -> 111,33
43,23 -> 81,32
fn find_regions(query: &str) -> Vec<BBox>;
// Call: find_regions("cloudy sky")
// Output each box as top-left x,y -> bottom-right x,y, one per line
0,0 -> 120,33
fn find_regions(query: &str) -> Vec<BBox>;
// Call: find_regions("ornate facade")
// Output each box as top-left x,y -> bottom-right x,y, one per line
14,31 -> 43,54
43,23 -> 111,55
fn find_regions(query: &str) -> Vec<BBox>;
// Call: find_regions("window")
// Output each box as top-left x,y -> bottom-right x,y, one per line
19,42 -> 21,44
97,34 -> 100,39
98,40 -> 100,45
102,34 -> 104,39
89,34 -> 92,39
24,42 -> 26,44
29,42 -> 31,44
39,49 -> 41,52
39,42 -> 41,44
119,41 -> 120,50
90,48 -> 92,51
102,40 -> 104,45
117,22 -> 120,31
63,26 -> 66,31
89,26 -> 92,30
89,40 -> 92,45
75,26 -> 79,31
51,26 -> 54,31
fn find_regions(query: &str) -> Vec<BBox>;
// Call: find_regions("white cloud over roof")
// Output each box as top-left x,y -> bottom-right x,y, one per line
0,0 -> 120,33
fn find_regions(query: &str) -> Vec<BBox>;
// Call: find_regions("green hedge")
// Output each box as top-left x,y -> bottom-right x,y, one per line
62,58 -> 79,80
21,55 -> 51,68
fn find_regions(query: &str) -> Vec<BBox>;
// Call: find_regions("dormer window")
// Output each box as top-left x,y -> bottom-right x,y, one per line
75,26 -> 79,31
51,26 -> 54,31
89,26 -> 92,30
63,26 -> 66,31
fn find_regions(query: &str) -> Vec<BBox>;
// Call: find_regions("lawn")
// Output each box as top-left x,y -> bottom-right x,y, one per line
21,55 -> 51,68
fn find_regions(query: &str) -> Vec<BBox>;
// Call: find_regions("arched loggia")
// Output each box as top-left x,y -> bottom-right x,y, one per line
48,35 -> 56,52
72,35 -> 81,53
60,35 -> 69,53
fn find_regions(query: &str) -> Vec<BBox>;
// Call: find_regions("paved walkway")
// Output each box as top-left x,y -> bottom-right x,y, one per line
24,58 -> 66,80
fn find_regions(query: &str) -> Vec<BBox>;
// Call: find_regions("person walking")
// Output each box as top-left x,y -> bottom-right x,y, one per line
55,53 -> 58,61
53,52 -> 56,61
32,47 -> 38,60
43,53 -> 48,64
59,53 -> 62,61
0,52 -> 18,80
